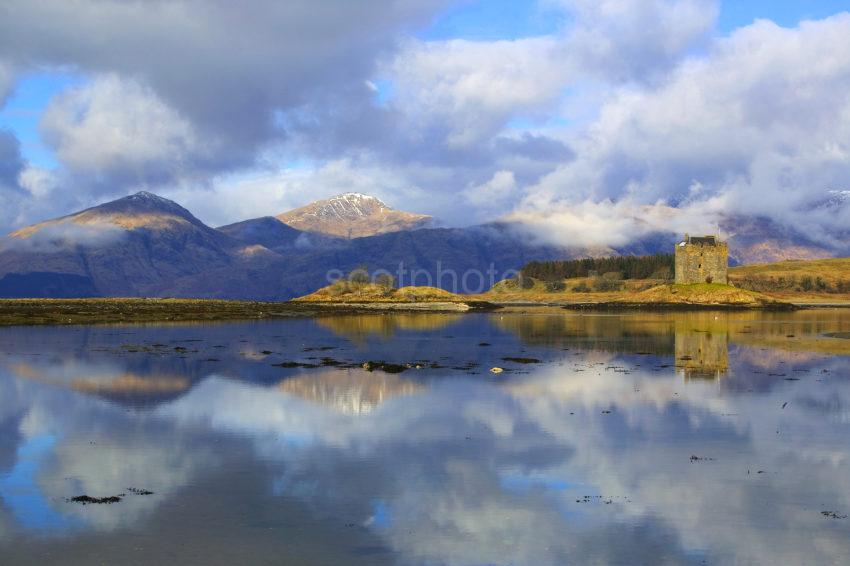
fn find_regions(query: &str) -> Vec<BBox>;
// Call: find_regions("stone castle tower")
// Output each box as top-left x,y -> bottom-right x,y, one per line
674,234 -> 728,284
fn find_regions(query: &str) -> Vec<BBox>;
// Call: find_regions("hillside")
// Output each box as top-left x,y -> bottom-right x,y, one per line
485,277 -> 787,308
730,258 -> 850,301
276,193 -> 431,238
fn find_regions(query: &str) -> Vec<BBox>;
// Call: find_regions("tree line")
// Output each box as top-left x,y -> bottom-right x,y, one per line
521,254 -> 675,281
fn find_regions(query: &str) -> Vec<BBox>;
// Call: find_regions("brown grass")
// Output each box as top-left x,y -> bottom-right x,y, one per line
294,282 -> 464,303
0,297 -> 314,326
729,258 -> 850,301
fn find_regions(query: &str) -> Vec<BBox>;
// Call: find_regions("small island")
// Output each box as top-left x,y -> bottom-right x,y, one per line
292,274 -> 499,312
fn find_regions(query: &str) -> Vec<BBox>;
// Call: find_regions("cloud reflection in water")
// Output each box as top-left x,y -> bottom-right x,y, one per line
0,311 -> 848,564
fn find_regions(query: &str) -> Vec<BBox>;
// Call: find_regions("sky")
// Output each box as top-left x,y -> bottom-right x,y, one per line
0,0 -> 849,247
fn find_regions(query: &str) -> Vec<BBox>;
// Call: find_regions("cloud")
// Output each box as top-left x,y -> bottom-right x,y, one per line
0,0 -> 451,168
558,0 -> 719,83
0,0 -> 461,231
163,158 -> 424,228
387,36 -> 571,147
516,14 -> 850,247
0,61 -> 14,107
0,130 -> 25,192
271,0 -> 722,228
383,0 -> 718,149
463,170 -> 519,220
40,75 -> 221,187
0,131 -> 28,231
2,220 -> 126,252
507,196 -> 726,248
0,0 -> 848,255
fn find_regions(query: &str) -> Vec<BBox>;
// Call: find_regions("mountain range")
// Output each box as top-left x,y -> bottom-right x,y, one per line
0,191 -> 845,299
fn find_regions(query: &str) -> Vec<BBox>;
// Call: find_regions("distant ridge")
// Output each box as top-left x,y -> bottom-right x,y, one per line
276,192 -> 431,238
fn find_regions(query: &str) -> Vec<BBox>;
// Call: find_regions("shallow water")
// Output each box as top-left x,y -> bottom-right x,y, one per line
0,310 -> 849,565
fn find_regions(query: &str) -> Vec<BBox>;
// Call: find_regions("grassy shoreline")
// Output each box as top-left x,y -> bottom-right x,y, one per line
2,279 -> 848,327
0,298 -> 310,326
298,280 -> 798,310
0,297 -> 506,326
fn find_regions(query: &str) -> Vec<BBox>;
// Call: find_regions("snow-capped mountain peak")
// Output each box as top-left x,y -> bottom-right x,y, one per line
276,193 -> 431,238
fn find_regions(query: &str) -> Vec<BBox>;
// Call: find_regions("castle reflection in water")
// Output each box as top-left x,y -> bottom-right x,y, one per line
674,313 -> 729,380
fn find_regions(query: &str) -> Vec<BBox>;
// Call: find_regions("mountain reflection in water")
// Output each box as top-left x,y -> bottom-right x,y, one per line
278,369 -> 422,415
0,310 -> 849,565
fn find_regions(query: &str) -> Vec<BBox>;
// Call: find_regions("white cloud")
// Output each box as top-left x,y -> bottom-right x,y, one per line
388,36 -> 571,147
2,219 -> 126,252
1,0 -> 849,254
0,0 -> 451,160
40,75 -> 215,182
163,159 -> 426,228
0,0 -> 454,229
516,14 -> 850,246
508,196 -> 726,248
463,170 -> 519,220
17,166 -> 56,199
558,0 -> 719,82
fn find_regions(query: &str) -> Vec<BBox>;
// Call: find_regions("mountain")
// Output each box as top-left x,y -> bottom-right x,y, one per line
218,216 -> 344,252
1,191 -> 847,300
0,191 -> 242,297
216,213 -> 585,293
0,192 -> 578,299
218,216 -> 306,250
719,215 -> 837,264
276,193 -> 432,238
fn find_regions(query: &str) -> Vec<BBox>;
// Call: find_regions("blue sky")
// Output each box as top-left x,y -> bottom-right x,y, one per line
421,0 -> 566,40
424,0 -> 850,39
717,0 -> 850,31
0,72 -> 81,169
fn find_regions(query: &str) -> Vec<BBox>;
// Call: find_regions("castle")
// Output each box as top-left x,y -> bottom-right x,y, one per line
674,234 -> 728,284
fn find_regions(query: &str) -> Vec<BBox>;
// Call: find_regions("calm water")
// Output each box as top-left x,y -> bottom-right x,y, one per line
1,310 -> 849,565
